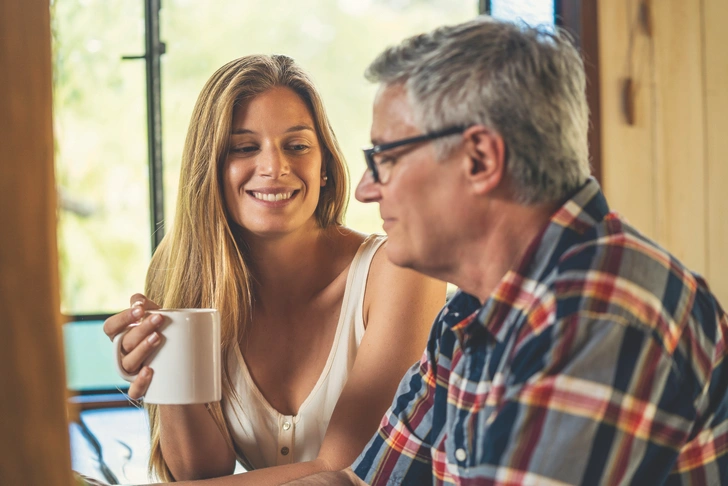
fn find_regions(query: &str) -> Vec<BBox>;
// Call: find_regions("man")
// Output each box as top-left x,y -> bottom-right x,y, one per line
289,16 -> 728,485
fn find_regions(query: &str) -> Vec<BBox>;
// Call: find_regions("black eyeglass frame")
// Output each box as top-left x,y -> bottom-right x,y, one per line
362,125 -> 469,183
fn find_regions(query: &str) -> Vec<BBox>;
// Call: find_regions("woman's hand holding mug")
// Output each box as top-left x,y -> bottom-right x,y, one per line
103,293 -> 163,399
104,295 -> 222,404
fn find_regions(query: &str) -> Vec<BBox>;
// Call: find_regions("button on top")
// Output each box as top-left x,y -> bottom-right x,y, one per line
282,421 -> 291,431
455,448 -> 467,462
280,446 -> 290,456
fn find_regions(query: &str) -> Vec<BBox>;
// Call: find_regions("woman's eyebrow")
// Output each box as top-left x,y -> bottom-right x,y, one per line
231,128 -> 255,135
230,125 -> 314,135
285,124 -> 315,133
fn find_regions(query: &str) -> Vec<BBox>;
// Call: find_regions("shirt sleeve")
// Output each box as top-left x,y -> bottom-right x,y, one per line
473,312 -> 696,485
352,318 -> 446,485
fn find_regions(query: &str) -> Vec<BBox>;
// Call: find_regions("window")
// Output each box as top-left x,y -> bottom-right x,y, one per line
486,0 -> 555,26
54,0 -> 151,317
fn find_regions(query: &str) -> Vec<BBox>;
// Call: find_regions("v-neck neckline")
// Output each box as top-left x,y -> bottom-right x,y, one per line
232,234 -> 375,419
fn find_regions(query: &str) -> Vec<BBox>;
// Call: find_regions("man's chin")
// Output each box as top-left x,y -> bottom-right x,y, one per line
384,242 -> 417,270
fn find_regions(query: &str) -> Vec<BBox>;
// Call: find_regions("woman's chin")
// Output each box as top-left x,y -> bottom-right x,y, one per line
237,218 -> 318,241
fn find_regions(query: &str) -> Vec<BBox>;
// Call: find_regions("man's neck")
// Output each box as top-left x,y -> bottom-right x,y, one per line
448,199 -> 559,304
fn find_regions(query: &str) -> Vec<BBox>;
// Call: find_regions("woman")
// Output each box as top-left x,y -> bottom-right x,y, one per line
102,54 -> 444,485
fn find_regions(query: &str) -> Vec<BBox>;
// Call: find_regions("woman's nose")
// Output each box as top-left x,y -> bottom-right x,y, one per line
260,146 -> 290,178
355,169 -> 382,203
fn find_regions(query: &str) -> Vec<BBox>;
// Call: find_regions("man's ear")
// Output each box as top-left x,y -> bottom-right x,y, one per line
461,125 -> 506,196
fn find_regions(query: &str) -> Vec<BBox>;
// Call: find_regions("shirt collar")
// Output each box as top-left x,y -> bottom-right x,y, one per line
459,177 -> 610,344
440,289 -> 483,345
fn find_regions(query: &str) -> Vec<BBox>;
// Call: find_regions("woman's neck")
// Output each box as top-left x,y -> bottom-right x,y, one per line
242,222 -> 336,304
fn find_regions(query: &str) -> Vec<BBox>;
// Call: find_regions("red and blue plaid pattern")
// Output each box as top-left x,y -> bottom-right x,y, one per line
353,179 -> 728,485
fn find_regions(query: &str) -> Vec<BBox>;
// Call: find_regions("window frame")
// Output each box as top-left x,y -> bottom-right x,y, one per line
555,0 -> 602,183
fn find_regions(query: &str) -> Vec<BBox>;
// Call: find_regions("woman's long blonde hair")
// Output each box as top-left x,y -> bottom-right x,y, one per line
144,55 -> 349,481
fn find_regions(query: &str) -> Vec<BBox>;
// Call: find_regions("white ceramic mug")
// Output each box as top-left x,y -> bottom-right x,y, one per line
113,308 -> 221,404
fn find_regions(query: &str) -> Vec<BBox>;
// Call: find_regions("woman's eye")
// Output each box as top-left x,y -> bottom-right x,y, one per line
287,144 -> 309,152
230,145 -> 258,154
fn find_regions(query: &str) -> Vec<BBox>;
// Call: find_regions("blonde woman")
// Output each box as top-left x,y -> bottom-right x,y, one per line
102,54 -> 444,485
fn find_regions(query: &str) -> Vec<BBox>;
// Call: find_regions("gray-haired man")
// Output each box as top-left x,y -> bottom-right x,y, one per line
289,16 -> 728,486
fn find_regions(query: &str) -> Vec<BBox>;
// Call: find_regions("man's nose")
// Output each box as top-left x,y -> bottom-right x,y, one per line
355,170 -> 381,203
260,146 -> 290,178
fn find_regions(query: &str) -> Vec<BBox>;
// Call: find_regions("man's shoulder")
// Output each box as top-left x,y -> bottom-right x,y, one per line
549,211 -> 724,343
554,211 -> 693,289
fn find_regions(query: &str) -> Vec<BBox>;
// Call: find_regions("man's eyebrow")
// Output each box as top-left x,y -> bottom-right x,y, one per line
230,125 -> 315,135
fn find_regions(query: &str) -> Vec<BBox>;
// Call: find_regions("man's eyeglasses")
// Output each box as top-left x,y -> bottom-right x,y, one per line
362,125 -> 468,184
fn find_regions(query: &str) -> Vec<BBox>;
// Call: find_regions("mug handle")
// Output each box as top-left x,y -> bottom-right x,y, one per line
113,328 -> 139,383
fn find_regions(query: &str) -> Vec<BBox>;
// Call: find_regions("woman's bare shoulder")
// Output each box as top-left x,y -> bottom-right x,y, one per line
323,226 -> 371,258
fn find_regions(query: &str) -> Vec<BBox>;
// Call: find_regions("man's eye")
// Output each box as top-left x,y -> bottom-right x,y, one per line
376,155 -> 396,166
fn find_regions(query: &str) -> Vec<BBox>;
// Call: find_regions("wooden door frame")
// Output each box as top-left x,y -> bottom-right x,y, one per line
557,0 -> 603,183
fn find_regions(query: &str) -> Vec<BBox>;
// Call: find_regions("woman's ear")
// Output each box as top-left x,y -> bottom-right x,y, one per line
321,172 -> 328,187
462,125 -> 506,196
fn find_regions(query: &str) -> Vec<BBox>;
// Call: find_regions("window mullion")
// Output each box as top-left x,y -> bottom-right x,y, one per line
144,0 -> 166,252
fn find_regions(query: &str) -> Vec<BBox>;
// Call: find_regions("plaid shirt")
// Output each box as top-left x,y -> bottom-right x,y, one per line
353,178 -> 728,485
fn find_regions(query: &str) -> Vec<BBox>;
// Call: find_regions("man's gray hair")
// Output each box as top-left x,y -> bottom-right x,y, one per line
365,16 -> 591,205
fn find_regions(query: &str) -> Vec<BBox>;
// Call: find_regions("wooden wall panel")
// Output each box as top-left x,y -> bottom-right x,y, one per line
654,0 -> 707,273
598,0 -> 727,304
0,0 -> 73,484
597,0 -> 657,237
704,0 -> 728,304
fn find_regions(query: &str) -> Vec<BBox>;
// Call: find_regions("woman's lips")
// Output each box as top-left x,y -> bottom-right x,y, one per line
250,191 -> 294,202
246,189 -> 299,206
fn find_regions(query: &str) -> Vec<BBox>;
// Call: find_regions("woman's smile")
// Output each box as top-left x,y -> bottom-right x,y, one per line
246,188 -> 300,206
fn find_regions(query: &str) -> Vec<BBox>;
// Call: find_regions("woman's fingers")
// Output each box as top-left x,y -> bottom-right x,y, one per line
128,293 -> 160,310
106,294 -> 164,398
103,294 -> 161,341
120,312 -> 165,354
121,330 -> 163,375
127,366 -> 153,400
103,304 -> 144,340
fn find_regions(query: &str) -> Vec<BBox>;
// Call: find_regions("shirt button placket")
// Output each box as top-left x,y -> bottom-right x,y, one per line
278,415 -> 294,465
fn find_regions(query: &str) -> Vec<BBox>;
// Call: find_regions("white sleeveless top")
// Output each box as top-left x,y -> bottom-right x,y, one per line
222,234 -> 386,470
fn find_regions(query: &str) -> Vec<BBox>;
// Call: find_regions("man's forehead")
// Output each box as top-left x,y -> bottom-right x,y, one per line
374,83 -> 410,111
371,83 -> 417,141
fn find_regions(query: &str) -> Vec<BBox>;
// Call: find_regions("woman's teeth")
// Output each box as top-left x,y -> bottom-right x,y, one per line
252,192 -> 294,202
